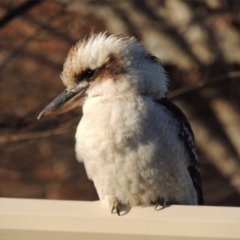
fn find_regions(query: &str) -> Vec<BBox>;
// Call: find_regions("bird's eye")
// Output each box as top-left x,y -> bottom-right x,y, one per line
76,68 -> 97,83
83,69 -> 96,81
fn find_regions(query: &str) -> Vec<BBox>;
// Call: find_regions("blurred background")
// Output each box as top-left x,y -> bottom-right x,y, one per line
1,0 -> 240,206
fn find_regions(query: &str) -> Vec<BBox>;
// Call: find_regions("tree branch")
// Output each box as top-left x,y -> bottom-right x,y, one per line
0,0 -> 41,29
168,71 -> 240,99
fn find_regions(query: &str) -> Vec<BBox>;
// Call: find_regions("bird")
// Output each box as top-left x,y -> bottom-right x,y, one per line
38,32 -> 203,215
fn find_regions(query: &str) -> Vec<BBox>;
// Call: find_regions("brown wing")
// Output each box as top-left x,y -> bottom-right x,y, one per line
156,98 -> 203,205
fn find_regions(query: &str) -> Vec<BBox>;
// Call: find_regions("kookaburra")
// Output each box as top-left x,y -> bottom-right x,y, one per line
38,32 -> 203,215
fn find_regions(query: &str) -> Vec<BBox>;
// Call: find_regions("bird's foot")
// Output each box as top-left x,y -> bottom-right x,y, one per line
111,201 -> 121,216
155,200 -> 167,211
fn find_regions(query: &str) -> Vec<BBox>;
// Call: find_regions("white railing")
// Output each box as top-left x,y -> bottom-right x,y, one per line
0,198 -> 240,240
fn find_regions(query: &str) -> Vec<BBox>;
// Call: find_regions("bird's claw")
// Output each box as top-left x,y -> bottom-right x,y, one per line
155,200 -> 167,210
111,202 -> 120,216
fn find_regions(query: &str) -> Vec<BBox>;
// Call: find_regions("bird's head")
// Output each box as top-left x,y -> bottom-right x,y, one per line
38,32 -> 168,119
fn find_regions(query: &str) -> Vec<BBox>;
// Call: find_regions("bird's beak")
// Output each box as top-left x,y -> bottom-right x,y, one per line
37,83 -> 89,120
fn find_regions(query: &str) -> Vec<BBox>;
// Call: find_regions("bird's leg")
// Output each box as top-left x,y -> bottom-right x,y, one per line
155,199 -> 167,210
111,201 -> 120,216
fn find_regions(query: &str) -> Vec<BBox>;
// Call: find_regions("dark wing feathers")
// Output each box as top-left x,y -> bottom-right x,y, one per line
156,98 -> 203,205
